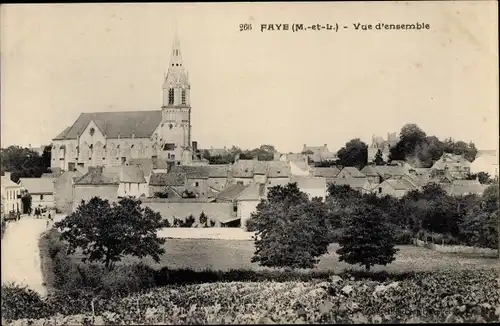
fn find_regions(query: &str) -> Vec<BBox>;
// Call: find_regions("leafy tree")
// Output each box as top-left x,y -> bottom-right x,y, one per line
326,184 -> 363,207
42,145 -> 52,170
20,192 -> 32,215
185,214 -> 196,227
459,203 -> 498,249
0,146 -> 48,182
54,197 -> 168,270
469,172 -> 492,184
336,203 -> 399,271
374,149 -> 385,165
199,211 -> 208,226
389,124 -> 427,162
251,183 -> 330,269
336,138 -> 368,169
209,219 -> 216,227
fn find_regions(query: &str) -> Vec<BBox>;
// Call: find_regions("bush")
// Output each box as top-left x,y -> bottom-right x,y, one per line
394,228 -> 413,245
99,263 -> 156,297
1,283 -> 51,321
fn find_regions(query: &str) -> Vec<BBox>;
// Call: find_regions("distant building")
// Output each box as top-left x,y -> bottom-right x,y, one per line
367,132 -> 399,163
18,177 -> 56,209
301,144 -> 337,162
1,172 -> 22,214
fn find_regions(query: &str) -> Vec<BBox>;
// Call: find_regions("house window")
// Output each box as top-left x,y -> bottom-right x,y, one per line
168,88 -> 174,105
171,154 -> 175,160
378,187 -> 382,194
40,194 -> 44,200
195,182 -> 199,187
233,205 -> 237,212
181,90 -> 186,104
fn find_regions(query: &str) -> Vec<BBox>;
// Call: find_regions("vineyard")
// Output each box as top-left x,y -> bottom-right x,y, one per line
2,268 -> 499,325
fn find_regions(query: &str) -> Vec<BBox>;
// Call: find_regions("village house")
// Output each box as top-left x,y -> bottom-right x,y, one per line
279,153 -> 312,176
72,166 -> 120,211
330,177 -> 373,194
53,170 -> 87,213
148,172 -> 188,198
168,165 -> 210,197
312,167 -> 341,182
115,165 -> 148,198
266,161 -> 292,187
18,177 -> 56,209
336,167 -> 366,179
126,157 -> 169,182
374,179 -> 414,198
301,144 -> 337,162
206,165 -> 230,192
236,183 -> 267,229
289,176 -> 327,201
360,165 -> 383,185
373,165 -> 408,180
444,179 -> 489,197
431,153 -> 471,179
214,182 -> 250,227
1,172 -> 22,214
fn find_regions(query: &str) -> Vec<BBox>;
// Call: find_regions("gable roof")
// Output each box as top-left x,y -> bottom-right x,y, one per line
120,165 -> 146,183
231,160 -> 265,178
339,167 -> 366,178
237,183 -> 266,201
149,172 -> 186,187
207,165 -> 230,178
74,166 -> 120,185
128,158 -> 168,176
290,176 -> 327,189
266,161 -> 291,178
19,178 -> 56,194
375,166 -> 408,177
446,184 -> 488,197
169,165 -> 210,179
53,110 -> 162,141
331,177 -> 371,190
360,165 -> 380,177
216,183 -> 249,201
1,176 -> 21,188
41,170 -> 64,179
382,179 -> 411,191
313,167 -> 341,178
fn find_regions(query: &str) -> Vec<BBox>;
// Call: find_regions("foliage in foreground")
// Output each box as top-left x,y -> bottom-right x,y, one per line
250,183 -> 330,269
337,203 -> 399,271
2,269 -> 499,325
54,197 -> 168,269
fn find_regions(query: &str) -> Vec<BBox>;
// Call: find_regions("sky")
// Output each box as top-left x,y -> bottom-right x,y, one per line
1,2 -> 498,154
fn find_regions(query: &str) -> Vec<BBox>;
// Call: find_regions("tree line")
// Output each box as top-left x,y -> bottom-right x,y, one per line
1,145 -> 52,182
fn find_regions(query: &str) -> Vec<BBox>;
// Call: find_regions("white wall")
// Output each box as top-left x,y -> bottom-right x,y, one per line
118,182 -> 149,198
237,200 -> 260,229
31,194 -> 55,209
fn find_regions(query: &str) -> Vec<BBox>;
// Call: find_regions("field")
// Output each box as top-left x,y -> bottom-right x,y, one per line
70,239 -> 500,273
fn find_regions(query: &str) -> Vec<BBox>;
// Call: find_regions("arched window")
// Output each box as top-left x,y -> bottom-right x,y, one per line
168,88 -> 174,105
181,90 -> 186,105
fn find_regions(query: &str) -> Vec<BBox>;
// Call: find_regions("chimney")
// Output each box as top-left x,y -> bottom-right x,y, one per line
4,172 -> 12,181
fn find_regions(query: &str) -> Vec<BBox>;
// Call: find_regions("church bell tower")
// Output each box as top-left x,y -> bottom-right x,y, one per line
160,31 -> 192,161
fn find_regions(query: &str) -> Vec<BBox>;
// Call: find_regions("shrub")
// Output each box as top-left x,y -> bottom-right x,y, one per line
185,214 -> 196,227
1,283 -> 51,320
99,263 -> 156,297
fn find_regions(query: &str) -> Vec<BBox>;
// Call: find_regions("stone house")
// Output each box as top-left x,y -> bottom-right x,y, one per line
374,179 -> 417,198
336,167 -> 366,179
214,182 -> 249,227
290,176 -> 327,201
18,177 -> 56,209
1,172 -> 22,214
115,165 -> 148,198
330,177 -> 373,194
206,165 -> 230,192
168,165 -> 210,198
148,172 -> 187,198
53,170 -> 86,213
431,153 -> 471,177
279,153 -> 312,176
236,183 -> 266,229
312,167 -> 341,182
72,166 -> 120,211
360,165 -> 383,185
301,144 -> 337,162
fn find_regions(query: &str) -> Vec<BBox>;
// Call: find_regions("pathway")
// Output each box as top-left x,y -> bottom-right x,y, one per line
1,216 -> 49,297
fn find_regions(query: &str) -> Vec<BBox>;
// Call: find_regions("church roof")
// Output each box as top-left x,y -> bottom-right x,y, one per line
54,110 -> 162,141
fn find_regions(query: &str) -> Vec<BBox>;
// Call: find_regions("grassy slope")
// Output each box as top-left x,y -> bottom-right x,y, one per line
69,240 -> 500,273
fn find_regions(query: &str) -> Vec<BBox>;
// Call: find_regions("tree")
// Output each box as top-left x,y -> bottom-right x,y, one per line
54,197 -> 168,270
389,124 -> 427,163
336,203 -> 399,271
251,183 -> 330,269
42,145 -> 52,171
336,138 -> 368,169
199,211 -> 208,227
374,149 -> 385,165
0,146 -> 48,182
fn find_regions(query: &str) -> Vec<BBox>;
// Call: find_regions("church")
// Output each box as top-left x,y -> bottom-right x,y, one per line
51,33 -> 199,171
